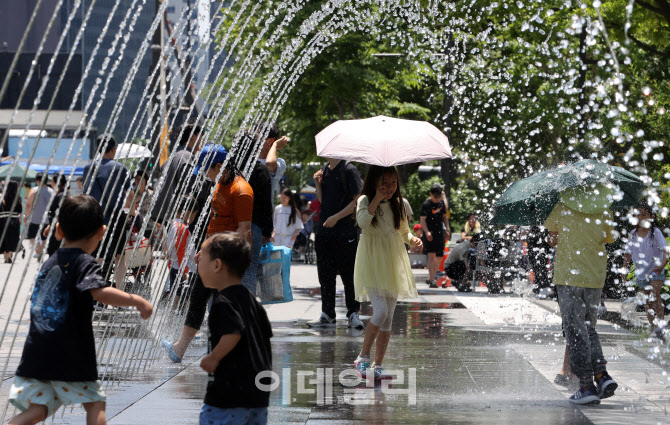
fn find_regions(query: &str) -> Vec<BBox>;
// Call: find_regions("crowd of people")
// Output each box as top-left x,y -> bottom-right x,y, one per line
1,122 -> 668,423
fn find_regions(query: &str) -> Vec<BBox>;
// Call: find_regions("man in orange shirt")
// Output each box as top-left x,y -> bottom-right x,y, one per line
162,144 -> 254,363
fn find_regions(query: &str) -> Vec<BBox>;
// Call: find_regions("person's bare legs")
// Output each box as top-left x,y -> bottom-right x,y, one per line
3,251 -> 10,262
172,325 -> 198,359
113,254 -> 126,290
8,403 -> 48,425
558,345 -> 577,379
359,322 -> 380,357
373,331 -> 392,366
427,253 -> 437,281
35,237 -> 44,256
645,280 -> 665,328
83,401 -> 107,425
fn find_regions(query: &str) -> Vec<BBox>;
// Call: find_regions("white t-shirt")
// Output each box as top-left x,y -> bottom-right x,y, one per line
625,227 -> 668,279
273,204 -> 303,248
259,157 -> 287,202
444,240 -> 470,267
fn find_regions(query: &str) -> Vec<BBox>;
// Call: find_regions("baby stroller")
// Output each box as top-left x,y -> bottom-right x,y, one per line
292,209 -> 316,264
121,220 -> 153,298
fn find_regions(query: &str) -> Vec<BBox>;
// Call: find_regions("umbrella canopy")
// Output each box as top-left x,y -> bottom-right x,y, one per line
0,163 -> 37,183
315,115 -> 451,166
114,143 -> 152,160
490,160 -> 645,226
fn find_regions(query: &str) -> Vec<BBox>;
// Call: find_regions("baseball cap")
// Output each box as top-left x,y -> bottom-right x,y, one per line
413,224 -> 422,232
193,144 -> 227,175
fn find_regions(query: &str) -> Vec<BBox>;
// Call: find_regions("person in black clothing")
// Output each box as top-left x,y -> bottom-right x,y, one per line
235,133 -> 274,294
420,183 -> 451,288
7,195 -> 152,425
197,232 -> 272,425
0,180 -> 22,263
43,174 -> 68,257
527,225 -> 554,296
307,158 -> 364,329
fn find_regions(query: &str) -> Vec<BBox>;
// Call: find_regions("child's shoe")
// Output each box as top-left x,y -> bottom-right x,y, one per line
354,356 -> 371,379
161,338 -> 182,363
569,384 -> 600,405
372,365 -> 393,381
595,373 -> 617,399
652,326 -> 666,342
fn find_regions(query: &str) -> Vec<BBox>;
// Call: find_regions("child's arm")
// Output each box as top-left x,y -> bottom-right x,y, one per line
200,334 -> 242,373
90,287 -> 153,319
652,250 -> 668,274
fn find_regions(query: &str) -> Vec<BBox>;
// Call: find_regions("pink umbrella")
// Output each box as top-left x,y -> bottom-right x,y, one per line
315,115 -> 452,166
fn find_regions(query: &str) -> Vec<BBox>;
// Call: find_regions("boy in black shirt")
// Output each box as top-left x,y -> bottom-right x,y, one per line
420,184 -> 451,288
197,232 -> 273,425
8,195 -> 153,425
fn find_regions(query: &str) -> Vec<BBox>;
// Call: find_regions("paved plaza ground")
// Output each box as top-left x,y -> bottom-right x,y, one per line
1,258 -> 669,424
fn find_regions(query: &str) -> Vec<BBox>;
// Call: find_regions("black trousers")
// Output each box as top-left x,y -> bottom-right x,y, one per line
315,232 -> 360,319
184,273 -> 215,329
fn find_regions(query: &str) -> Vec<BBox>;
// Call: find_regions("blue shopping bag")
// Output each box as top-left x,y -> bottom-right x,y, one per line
257,243 -> 293,304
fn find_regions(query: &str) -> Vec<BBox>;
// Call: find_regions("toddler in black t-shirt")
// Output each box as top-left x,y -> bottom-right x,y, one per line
8,195 -> 153,425
197,232 -> 273,425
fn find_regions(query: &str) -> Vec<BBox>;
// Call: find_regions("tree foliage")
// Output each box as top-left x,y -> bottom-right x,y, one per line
210,0 -> 670,219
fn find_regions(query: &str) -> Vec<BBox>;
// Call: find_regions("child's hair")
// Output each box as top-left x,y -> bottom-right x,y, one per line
281,188 -> 299,226
361,165 -> 404,229
206,232 -> 251,278
634,203 -> 657,240
58,195 -> 104,241
178,194 -> 200,214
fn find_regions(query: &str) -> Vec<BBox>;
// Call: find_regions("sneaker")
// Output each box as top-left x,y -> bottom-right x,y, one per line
569,385 -> 600,405
306,312 -> 336,328
354,356 -> 371,378
429,281 -> 438,288
373,365 -> 393,381
161,338 -> 182,363
652,327 -> 666,342
595,373 -> 617,399
348,312 -> 364,330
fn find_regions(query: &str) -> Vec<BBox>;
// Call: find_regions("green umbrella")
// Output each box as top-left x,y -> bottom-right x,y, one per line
490,159 -> 644,226
0,163 -> 37,183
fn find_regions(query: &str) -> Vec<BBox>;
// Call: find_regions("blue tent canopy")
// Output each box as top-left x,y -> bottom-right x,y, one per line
0,161 -> 86,176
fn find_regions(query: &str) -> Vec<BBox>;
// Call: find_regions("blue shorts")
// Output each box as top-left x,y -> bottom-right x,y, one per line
636,271 -> 666,287
200,405 -> 267,425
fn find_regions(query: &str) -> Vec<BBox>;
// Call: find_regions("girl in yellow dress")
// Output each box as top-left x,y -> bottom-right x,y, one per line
353,166 -> 423,381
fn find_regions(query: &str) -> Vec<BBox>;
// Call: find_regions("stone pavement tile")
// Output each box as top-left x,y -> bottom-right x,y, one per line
515,344 -> 670,425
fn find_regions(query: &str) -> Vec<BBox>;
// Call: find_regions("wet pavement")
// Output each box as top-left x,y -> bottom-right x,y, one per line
1,261 -> 669,424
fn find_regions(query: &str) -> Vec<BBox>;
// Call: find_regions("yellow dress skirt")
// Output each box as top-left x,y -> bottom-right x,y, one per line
354,196 -> 418,302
